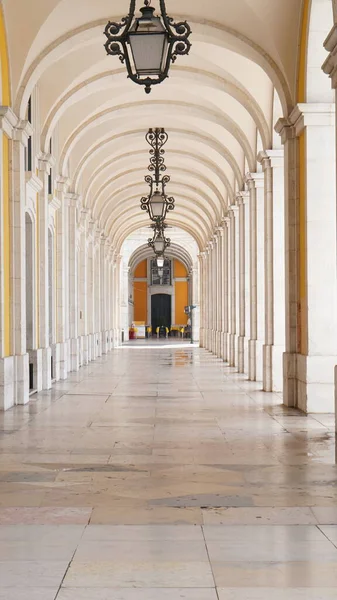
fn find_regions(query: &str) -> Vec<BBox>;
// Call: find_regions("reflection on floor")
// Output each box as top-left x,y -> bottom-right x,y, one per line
0,345 -> 336,599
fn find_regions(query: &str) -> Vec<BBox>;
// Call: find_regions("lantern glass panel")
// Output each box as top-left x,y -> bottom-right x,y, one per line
154,237 -> 165,254
129,17 -> 168,75
150,191 -> 165,219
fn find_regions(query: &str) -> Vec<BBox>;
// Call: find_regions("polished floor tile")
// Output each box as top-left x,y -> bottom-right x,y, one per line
0,343 -> 336,597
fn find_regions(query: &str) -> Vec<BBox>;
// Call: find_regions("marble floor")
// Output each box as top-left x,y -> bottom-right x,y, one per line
0,343 -> 336,599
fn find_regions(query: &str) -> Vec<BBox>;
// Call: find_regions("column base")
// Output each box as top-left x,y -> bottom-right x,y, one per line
14,353 -> 29,405
102,330 -> 109,354
81,335 -> 89,366
59,341 -> 68,380
28,349 -> 43,391
222,332 -> 229,362
0,356 -> 15,410
248,339 -> 256,381
42,347 -> 52,390
263,344 -> 272,392
217,331 -> 222,357
229,333 -> 236,367
297,354 -> 336,413
256,340 -> 264,382
51,343 -> 60,381
70,338 -> 80,372
263,344 -> 284,392
238,336 -> 245,373
96,333 -> 102,357
283,352 -> 297,407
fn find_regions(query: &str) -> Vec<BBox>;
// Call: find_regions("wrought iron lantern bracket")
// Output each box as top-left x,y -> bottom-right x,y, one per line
104,0 -> 192,93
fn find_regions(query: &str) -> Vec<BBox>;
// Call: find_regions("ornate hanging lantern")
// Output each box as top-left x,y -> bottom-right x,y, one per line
148,222 -> 170,255
140,127 -> 175,221
104,1 -> 192,94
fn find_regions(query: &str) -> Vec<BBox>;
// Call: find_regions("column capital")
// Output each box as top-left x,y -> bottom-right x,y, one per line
289,103 -> 335,136
94,228 -> 102,243
80,208 -> 90,227
0,106 -> 18,137
323,24 -> 337,89
38,152 -> 56,174
245,172 -> 264,189
236,190 -> 249,205
88,219 -> 96,238
229,204 -> 239,216
274,117 -> 297,144
64,192 -> 81,208
49,196 -> 61,211
13,119 -> 33,147
55,176 -> 71,193
257,149 -> 284,169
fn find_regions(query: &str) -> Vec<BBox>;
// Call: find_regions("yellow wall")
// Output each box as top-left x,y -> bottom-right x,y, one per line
134,281 -> 147,322
175,281 -> 188,325
174,259 -> 187,278
134,260 -> 147,278
0,6 -> 11,356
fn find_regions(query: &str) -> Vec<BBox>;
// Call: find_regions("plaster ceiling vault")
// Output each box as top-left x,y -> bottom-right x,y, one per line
1,0 -> 303,252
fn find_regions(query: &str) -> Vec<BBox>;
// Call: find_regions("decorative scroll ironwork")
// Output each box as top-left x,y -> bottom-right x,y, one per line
146,127 -> 168,183
104,0 -> 192,94
140,128 -> 175,222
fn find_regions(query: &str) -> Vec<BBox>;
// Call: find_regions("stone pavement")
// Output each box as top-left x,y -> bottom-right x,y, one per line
0,343 -> 336,599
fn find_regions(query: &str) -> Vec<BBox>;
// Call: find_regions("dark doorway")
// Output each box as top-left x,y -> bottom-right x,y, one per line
151,294 -> 171,333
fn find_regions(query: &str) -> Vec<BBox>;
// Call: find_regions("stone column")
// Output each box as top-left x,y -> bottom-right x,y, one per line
222,217 -> 230,362
217,228 -> 224,359
216,228 -> 223,357
239,192 -> 250,373
237,195 -> 246,374
112,254 -> 122,346
246,173 -> 264,381
212,237 -> 216,354
11,119 -> 33,404
86,220 -> 95,361
55,177 -> 69,380
100,236 -> 108,354
37,154 -> 55,390
246,177 -> 257,381
65,193 -> 80,372
323,28 -> 337,426
204,246 -> 210,350
228,206 -> 238,367
258,150 -> 286,392
79,209 -> 89,365
198,253 -> 204,346
279,104 -> 337,412
0,108 -> 25,408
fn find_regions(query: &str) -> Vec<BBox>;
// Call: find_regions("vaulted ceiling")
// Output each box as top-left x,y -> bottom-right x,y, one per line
2,0 -> 303,250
